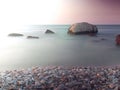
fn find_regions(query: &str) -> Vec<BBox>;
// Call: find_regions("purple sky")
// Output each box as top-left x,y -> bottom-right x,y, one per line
56,0 -> 120,24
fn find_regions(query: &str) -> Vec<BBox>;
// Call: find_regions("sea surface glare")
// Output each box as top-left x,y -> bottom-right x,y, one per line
0,25 -> 120,70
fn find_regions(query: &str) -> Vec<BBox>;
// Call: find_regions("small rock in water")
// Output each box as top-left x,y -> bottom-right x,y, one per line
45,29 -> 55,34
27,36 -> 39,39
8,33 -> 24,37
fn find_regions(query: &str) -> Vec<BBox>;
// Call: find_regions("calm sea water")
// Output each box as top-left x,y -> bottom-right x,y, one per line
0,25 -> 120,70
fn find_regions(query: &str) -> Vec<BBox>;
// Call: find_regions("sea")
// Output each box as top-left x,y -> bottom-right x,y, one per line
0,25 -> 120,71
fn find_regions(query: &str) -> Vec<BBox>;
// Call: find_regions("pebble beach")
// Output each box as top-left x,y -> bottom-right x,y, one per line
1,65 -> 120,90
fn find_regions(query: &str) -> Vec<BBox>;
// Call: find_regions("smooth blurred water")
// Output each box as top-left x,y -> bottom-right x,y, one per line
0,25 -> 120,70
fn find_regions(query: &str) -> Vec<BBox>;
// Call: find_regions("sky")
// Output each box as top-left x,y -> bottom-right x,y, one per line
0,0 -> 120,27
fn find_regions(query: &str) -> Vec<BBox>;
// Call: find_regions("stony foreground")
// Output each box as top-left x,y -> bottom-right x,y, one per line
0,65 -> 120,90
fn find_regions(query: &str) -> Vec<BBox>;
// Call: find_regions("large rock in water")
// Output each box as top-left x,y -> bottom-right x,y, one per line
116,34 -> 120,45
68,22 -> 98,35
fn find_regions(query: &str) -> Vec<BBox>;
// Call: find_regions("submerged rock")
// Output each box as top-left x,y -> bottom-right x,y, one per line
8,33 -> 24,37
68,22 -> 98,35
45,29 -> 55,34
101,38 -> 106,41
92,39 -> 100,43
92,38 -> 107,43
116,34 -> 120,45
88,33 -> 97,37
27,36 -> 39,39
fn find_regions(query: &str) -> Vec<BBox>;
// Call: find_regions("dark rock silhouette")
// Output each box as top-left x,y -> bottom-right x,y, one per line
45,29 -> 55,34
8,33 -> 24,37
27,36 -> 39,39
116,34 -> 120,45
68,22 -> 98,35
